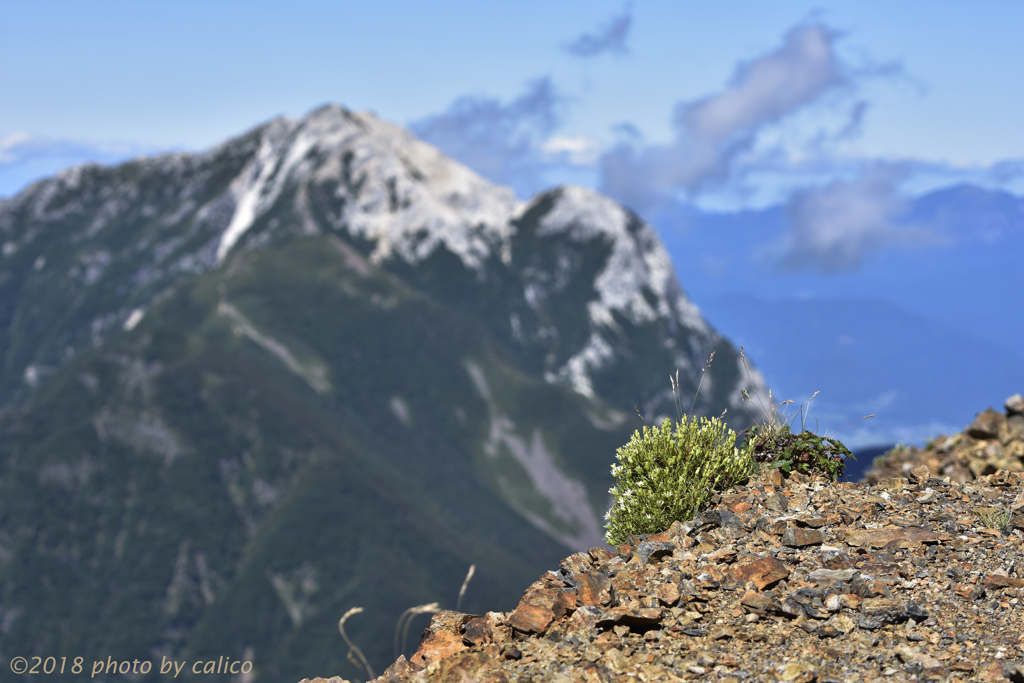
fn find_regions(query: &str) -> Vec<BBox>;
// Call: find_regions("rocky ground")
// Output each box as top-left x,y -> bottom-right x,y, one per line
864,395 -> 1024,486
299,396 -> 1024,683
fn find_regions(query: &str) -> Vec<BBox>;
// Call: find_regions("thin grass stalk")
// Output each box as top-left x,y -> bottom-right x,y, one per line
338,607 -> 374,681
400,603 -> 441,661
455,564 -> 475,613
689,352 -> 715,417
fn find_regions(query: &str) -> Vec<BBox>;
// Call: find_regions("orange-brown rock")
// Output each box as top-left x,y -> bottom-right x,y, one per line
726,555 -> 790,590
408,629 -> 464,670
576,571 -> 615,607
782,525 -> 824,547
406,611 -> 479,670
505,588 -> 574,634
417,645 -> 508,683
595,605 -> 663,628
842,526 -> 948,549
984,573 -> 1024,589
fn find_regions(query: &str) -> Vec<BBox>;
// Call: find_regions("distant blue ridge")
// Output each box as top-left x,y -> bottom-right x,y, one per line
842,445 -> 894,483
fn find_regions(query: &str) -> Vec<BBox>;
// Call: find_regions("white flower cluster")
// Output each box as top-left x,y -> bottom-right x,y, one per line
603,415 -> 754,545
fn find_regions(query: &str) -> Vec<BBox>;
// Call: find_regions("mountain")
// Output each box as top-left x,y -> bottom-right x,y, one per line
699,294 -> 1024,450
658,184 -> 1024,361
0,105 -> 764,681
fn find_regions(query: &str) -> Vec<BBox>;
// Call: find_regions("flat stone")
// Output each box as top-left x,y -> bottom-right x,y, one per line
806,568 -> 858,583
983,573 -> 1024,589
506,589 -> 574,634
695,509 -> 743,529
857,598 -> 927,630
727,555 -> 791,591
636,540 -> 675,564
576,572 -> 616,607
559,551 -> 592,579
793,515 -> 826,528
409,629 -> 466,670
782,526 -> 824,547
842,526 -> 948,549
595,606 -> 664,628
740,590 -> 776,614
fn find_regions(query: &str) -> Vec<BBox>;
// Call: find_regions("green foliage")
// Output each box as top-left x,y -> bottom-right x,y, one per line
976,492 -> 1023,530
976,506 -> 1014,531
736,347 -> 865,483
604,415 -> 754,546
744,424 -> 854,481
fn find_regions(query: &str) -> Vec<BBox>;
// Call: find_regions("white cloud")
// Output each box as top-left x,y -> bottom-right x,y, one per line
541,135 -> 601,166
411,79 -> 564,198
600,23 -> 851,212
565,10 -> 632,58
768,166 -> 941,271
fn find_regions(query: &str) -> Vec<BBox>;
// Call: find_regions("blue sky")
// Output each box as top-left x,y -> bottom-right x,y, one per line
3,1 -> 1024,203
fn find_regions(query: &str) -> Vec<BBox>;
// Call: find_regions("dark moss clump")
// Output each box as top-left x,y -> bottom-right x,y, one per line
745,424 -> 854,481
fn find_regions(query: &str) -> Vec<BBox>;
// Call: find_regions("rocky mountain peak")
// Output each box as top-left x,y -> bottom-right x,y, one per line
536,186 -> 705,332
0,104 -> 762,420
212,104 -> 522,269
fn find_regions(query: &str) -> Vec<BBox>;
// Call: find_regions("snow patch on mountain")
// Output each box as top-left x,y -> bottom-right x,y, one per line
467,361 -> 605,550
213,106 -> 524,271
537,186 -> 709,336
320,109 -> 522,270
217,119 -> 314,263
544,332 -> 615,399
530,185 -> 719,398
